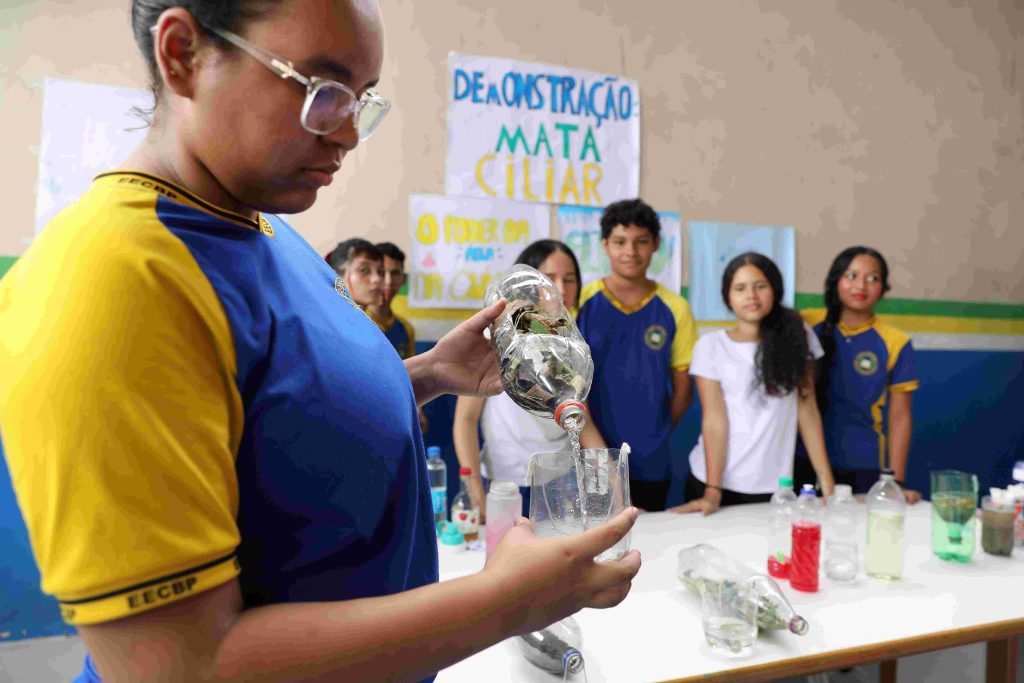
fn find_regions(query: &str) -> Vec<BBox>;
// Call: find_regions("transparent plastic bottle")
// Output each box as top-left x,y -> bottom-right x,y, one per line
484,264 -> 594,433
450,467 -> 480,545
513,616 -> 585,678
825,484 -> 859,582
790,485 -> 822,592
425,446 -> 447,529
767,476 -> 796,579
485,481 -> 522,558
865,468 -> 906,580
1012,461 -> 1024,547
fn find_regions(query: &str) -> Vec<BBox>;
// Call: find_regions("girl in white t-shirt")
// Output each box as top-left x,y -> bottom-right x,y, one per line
453,240 -> 606,520
672,252 -> 835,516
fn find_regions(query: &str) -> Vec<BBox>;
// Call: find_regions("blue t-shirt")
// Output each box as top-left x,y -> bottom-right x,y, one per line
808,312 -> 919,471
576,280 -> 697,482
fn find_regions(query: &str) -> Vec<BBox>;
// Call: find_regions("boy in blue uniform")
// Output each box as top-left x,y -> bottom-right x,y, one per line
577,199 -> 698,511
370,241 -> 417,360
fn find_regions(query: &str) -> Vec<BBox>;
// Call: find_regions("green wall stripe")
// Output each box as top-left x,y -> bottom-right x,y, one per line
0,256 -> 16,279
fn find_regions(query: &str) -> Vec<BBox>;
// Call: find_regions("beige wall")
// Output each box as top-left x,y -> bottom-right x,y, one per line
2,0 -> 1021,302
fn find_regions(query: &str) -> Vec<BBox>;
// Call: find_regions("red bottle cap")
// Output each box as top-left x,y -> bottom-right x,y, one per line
459,466 -> 472,476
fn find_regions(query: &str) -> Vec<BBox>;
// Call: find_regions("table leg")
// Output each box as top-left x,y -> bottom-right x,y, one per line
985,636 -> 1019,683
880,658 -> 898,683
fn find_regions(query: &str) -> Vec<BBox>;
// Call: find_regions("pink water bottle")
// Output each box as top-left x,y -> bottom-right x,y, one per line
790,484 -> 822,592
485,481 -> 523,558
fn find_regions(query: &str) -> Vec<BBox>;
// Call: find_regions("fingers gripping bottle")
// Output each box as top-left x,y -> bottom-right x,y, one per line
767,477 -> 797,579
484,265 -> 594,434
790,485 -> 822,592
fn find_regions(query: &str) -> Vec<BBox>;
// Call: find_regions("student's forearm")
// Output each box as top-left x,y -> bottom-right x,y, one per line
216,572 -> 511,682
798,399 -> 834,491
701,420 -> 728,489
888,412 -> 912,482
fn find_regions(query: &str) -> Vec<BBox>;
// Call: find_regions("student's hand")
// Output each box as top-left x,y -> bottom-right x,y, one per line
469,476 -> 487,523
668,494 -> 721,516
904,488 -> 922,505
483,507 -> 641,634
418,407 -> 429,434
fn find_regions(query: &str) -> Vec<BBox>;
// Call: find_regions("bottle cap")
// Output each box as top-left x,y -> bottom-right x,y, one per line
833,484 -> 853,499
554,401 -> 588,432
489,480 -> 520,498
1013,461 -> 1024,483
880,467 -> 895,475
427,446 -> 441,458
799,484 -> 816,497
778,476 -> 794,487
459,466 -> 472,476
437,521 -> 464,545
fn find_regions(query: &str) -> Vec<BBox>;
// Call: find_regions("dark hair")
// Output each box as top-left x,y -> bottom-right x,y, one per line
326,238 -> 382,273
376,242 -> 406,264
721,252 -> 810,397
131,1 -> 281,104
599,198 -> 660,241
816,246 -> 891,410
515,239 -> 583,308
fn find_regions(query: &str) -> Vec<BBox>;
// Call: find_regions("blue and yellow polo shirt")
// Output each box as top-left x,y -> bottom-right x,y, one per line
372,311 -> 416,360
0,172 -> 437,626
576,280 -> 697,482
804,310 -> 920,471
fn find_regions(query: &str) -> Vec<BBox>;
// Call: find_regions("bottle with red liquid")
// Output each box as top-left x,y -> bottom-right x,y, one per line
767,476 -> 796,579
790,484 -> 822,593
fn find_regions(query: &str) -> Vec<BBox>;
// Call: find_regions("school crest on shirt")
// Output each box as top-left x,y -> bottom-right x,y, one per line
644,324 -> 668,350
258,215 -> 275,237
334,277 -> 362,311
853,351 -> 879,376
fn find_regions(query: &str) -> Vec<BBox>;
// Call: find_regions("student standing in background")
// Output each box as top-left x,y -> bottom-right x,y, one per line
326,237 -> 384,309
576,199 -> 698,512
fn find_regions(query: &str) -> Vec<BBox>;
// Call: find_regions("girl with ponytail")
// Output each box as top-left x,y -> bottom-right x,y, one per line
671,252 -> 835,515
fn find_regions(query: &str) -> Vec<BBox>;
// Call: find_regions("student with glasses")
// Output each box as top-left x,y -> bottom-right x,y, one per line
0,2 -> 639,681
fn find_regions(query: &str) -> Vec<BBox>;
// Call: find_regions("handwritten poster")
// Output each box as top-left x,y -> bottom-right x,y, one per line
408,194 -> 550,309
445,52 -> 640,208
557,206 -> 682,293
687,221 -> 796,321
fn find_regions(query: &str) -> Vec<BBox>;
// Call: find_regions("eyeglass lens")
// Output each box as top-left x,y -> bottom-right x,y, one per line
304,84 -> 387,139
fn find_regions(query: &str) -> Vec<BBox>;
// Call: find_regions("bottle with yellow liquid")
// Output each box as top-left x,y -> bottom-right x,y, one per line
865,469 -> 907,580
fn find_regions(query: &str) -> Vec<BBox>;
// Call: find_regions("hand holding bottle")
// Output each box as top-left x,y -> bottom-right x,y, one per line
482,507 -> 641,634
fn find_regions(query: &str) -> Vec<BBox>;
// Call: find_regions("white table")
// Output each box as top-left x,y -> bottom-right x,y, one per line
435,502 -> 1024,682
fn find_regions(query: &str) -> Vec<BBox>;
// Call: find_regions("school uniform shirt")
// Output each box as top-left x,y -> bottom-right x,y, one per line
577,280 -> 698,482
688,325 -> 824,495
0,172 -> 437,629
371,310 -> 416,360
480,391 -> 569,485
804,311 -> 920,471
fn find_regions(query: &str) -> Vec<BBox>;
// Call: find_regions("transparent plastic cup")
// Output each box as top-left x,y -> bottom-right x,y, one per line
528,447 -> 630,561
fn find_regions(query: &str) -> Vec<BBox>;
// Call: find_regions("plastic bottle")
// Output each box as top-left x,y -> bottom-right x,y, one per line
425,446 -> 447,529
485,481 -> 522,558
767,476 -> 797,579
790,484 -> 822,592
825,484 -> 859,582
513,616 -> 585,677
484,264 -> 594,433
1012,461 -> 1024,547
450,466 -> 480,544
865,468 -> 907,580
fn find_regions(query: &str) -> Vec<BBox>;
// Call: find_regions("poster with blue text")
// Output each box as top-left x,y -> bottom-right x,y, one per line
687,221 -> 795,321
409,194 -> 550,309
557,206 -> 682,294
446,52 -> 640,208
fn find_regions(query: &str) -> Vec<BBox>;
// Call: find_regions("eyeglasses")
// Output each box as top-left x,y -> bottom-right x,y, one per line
151,24 -> 390,140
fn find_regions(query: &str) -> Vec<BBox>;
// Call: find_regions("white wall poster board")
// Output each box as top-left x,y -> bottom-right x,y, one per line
687,221 -> 796,321
445,52 -> 640,208
35,77 -> 151,236
556,205 -> 682,293
408,194 -> 550,309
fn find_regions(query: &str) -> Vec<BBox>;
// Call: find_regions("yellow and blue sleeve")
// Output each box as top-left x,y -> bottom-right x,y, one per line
0,191 -> 243,625
881,325 -> 920,393
659,286 -> 698,370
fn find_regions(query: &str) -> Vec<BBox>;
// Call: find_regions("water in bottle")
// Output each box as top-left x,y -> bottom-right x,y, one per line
425,446 -> 447,529
767,476 -> 796,579
790,485 -> 822,593
450,466 -> 480,545
865,468 -> 906,580
825,484 -> 859,582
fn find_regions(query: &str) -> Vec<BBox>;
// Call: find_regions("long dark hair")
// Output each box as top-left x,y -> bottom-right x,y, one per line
515,239 -> 583,308
816,246 -> 891,410
721,252 -> 810,397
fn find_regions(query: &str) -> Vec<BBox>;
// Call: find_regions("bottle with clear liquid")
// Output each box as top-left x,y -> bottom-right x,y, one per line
513,616 -> 586,679
767,476 -> 796,579
450,467 -> 480,544
425,446 -> 447,529
825,484 -> 859,582
484,264 -> 594,433
865,468 -> 906,580
790,485 -> 822,593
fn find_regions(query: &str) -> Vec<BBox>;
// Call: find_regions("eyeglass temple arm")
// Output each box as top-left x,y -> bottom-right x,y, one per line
148,24 -> 311,88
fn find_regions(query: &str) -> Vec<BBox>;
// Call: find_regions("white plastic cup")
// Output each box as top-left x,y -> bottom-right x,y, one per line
485,481 -> 522,558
